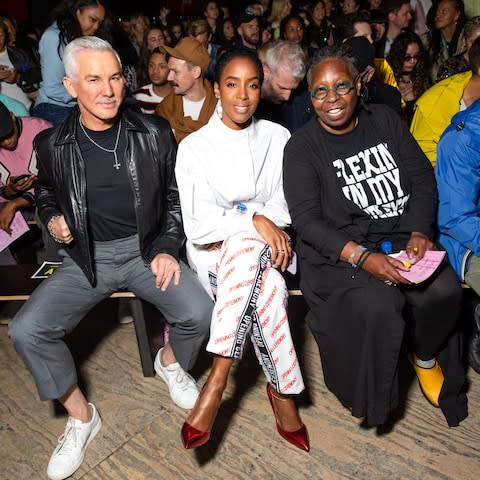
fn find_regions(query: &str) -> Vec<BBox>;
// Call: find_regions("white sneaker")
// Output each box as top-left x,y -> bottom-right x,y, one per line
47,403 -> 102,480
154,348 -> 199,409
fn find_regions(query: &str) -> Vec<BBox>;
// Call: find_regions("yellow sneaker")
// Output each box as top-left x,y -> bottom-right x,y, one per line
409,355 -> 444,407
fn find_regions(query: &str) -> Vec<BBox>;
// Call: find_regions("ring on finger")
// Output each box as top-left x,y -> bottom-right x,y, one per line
407,245 -> 419,254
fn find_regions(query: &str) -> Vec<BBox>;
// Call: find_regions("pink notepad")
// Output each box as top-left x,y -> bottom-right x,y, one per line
392,250 -> 446,284
0,211 -> 30,252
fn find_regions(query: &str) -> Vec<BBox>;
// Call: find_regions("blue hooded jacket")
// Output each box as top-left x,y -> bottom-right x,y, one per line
437,99 -> 480,280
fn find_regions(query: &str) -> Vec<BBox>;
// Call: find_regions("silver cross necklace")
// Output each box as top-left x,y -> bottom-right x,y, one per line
79,117 -> 122,170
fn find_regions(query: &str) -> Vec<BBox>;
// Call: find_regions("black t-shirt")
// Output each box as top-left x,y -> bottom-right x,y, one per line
284,104 -> 436,264
321,111 -> 410,236
77,120 -> 137,241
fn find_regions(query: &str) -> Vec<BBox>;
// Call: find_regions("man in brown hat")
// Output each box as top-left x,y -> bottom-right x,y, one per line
155,37 -> 217,143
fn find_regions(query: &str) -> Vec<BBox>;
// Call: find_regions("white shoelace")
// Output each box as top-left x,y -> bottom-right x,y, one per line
55,418 -> 79,456
175,369 -> 194,391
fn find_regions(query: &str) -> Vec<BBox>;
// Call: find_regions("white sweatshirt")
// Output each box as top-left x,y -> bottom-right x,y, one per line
176,108 -> 291,292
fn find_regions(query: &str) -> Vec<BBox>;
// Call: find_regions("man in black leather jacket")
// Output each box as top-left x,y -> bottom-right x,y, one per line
8,36 -> 213,480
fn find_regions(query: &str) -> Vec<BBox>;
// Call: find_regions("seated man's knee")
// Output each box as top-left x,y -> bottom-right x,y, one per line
196,299 -> 214,333
179,294 -> 213,334
8,309 -> 35,350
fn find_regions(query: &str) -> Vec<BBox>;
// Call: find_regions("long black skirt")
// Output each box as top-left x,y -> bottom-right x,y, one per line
300,259 -> 468,427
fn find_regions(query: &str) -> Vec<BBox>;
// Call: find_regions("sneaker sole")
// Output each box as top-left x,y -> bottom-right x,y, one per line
118,316 -> 134,324
154,355 -> 198,410
47,417 -> 102,480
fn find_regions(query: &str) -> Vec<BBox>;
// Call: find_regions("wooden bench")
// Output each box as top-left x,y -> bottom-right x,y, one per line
0,265 -> 305,378
0,264 -> 159,377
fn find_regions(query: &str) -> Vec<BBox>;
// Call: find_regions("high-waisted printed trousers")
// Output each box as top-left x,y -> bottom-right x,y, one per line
206,231 -> 304,394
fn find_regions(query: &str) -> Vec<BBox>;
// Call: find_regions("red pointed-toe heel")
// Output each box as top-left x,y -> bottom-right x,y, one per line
266,383 -> 310,452
181,385 -> 212,449
181,357 -> 233,449
181,422 -> 210,449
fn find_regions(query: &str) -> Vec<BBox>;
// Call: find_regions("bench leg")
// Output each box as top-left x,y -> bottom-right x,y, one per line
130,298 -> 155,377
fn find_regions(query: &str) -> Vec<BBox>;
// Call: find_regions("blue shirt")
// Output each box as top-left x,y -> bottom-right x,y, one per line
34,23 -> 76,108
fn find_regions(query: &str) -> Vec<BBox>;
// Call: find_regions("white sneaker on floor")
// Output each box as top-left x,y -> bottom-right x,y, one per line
154,348 -> 199,409
47,403 -> 102,480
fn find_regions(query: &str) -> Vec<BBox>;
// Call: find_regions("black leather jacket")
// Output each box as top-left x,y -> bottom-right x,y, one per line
34,107 -> 183,286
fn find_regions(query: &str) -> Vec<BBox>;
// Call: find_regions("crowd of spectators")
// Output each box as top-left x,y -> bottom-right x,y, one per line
2,1 -> 480,129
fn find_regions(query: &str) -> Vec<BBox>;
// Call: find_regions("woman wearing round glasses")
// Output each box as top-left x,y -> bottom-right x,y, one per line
387,31 -> 431,125
283,45 -> 468,428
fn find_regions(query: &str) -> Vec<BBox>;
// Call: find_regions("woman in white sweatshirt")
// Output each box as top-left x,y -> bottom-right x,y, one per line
175,48 -> 309,452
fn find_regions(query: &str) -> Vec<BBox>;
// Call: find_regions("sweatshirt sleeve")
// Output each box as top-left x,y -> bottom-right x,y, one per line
283,131 -> 352,262
254,126 -> 291,228
175,139 -> 255,245
390,110 -> 437,238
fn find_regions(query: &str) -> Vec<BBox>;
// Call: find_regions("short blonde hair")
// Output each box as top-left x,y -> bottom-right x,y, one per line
188,19 -> 210,37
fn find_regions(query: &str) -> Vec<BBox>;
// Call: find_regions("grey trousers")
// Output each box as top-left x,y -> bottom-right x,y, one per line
8,234 -> 213,401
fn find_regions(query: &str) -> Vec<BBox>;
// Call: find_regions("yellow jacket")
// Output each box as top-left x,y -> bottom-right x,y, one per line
373,58 -> 406,111
410,71 -> 472,167
374,58 -> 398,88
